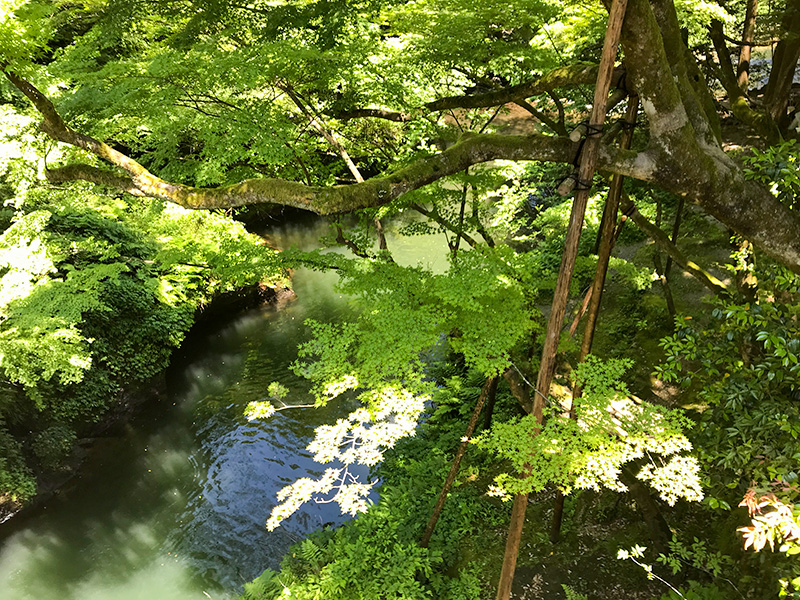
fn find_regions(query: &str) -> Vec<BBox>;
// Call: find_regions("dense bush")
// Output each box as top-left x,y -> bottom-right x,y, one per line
240,368 -> 509,600
0,187 -> 284,503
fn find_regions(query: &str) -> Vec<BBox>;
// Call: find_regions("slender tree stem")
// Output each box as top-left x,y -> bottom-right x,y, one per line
419,376 -> 498,548
552,94 -> 640,543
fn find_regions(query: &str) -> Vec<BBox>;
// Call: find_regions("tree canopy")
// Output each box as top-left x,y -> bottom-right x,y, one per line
4,0 -> 800,597
3,0 -> 800,268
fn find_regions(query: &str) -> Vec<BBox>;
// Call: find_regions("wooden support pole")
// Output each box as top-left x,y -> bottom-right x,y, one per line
578,94 -> 639,362
419,377 -> 498,548
494,0 -> 629,597
550,94 -> 640,544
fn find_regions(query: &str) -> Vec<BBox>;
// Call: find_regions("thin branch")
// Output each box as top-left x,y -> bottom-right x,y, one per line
411,202 -> 480,248
619,194 -> 730,296
334,64 -> 627,122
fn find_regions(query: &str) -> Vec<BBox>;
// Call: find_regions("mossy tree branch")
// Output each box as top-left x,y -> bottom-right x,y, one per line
334,64 -> 627,123
8,38 -> 800,274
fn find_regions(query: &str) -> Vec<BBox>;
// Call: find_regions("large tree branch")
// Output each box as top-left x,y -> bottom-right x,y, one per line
6,68 -> 657,213
709,20 -> 781,142
617,0 -> 800,273
333,108 -> 415,122
45,164 -> 147,195
41,134 -> 599,212
335,64 -> 627,122
763,0 -> 800,127
427,64 -> 627,112
10,61 -> 800,274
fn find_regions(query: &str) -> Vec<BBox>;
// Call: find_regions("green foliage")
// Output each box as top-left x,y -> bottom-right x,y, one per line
656,537 -> 733,578
0,423 -> 35,502
673,0 -> 732,48
0,0 -> 53,71
0,181 -> 283,500
656,291 -> 800,496
267,381 -> 289,400
7,0 -> 800,595
0,187 -> 282,399
561,584 -> 589,600
31,423 -> 76,471
742,139 -> 800,211
479,357 -> 702,504
654,582 -> 729,600
242,368 -> 504,599
294,246 -> 538,405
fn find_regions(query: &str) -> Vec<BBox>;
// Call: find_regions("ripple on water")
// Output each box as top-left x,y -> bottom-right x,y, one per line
0,219 -> 443,599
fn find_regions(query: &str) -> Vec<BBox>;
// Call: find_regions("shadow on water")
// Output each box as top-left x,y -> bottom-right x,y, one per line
0,215 -> 447,599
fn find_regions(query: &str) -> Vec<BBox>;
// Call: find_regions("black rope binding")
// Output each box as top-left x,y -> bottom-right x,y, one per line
584,122 -> 604,137
573,177 -> 593,191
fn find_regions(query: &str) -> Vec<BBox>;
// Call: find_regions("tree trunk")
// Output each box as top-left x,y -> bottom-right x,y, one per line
502,367 -> 534,415
654,252 -> 677,322
737,0 -> 759,92
483,379 -> 499,431
452,169 -> 470,261
663,196 -> 684,278
654,195 -> 677,321
763,0 -> 800,126
619,467 -> 671,552
709,20 -> 740,96
495,492 -> 530,600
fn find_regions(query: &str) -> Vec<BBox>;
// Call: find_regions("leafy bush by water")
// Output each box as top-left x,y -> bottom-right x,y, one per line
0,187 -> 284,503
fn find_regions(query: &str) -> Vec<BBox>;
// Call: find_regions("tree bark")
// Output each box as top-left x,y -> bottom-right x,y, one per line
710,20 -> 740,95
763,0 -> 800,126
663,196 -> 684,278
736,0 -> 759,92
709,19 -> 780,141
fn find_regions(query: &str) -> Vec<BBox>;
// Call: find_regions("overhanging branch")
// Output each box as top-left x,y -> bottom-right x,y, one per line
336,64 -> 627,122
6,68 -> 656,215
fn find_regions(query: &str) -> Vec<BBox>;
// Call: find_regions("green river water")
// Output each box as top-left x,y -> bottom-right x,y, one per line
0,216 -> 447,600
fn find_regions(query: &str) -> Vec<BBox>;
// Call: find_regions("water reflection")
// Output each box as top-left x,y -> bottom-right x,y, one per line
0,216 -> 447,599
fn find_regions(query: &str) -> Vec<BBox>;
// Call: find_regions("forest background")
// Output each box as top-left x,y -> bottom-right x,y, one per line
3,0 -> 800,598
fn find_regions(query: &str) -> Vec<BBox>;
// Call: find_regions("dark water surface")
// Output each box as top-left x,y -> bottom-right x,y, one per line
0,217 -> 447,600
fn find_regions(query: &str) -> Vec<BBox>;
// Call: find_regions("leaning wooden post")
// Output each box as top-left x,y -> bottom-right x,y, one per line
550,93 -> 640,544
494,0 -> 629,598
419,376 -> 499,548
578,94 -> 639,364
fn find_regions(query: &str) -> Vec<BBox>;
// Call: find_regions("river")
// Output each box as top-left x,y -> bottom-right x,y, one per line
0,215 -> 447,600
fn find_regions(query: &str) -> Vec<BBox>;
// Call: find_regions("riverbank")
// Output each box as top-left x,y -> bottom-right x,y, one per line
0,214 -> 379,599
0,280 -> 296,525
